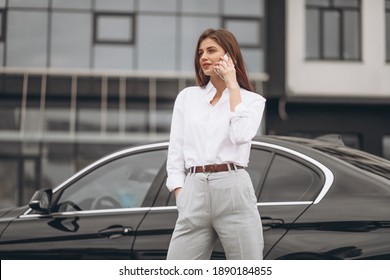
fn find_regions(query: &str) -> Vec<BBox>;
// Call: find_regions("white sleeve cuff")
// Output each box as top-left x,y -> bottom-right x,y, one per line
229,102 -> 249,120
166,173 -> 186,192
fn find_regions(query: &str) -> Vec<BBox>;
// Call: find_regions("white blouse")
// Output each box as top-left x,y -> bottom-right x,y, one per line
166,81 -> 266,192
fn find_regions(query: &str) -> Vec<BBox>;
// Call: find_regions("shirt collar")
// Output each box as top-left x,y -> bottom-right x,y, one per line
205,81 -> 215,95
205,81 -> 229,103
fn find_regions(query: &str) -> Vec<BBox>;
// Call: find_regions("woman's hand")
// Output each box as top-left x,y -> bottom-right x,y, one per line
214,55 -> 240,90
174,187 -> 182,199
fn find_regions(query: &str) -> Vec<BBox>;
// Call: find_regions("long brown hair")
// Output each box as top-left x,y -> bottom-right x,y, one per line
194,28 -> 254,92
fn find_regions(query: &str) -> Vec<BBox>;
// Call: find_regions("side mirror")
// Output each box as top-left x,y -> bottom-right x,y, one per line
29,189 -> 53,213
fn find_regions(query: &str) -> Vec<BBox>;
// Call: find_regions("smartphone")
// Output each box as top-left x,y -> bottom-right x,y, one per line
214,53 -> 229,80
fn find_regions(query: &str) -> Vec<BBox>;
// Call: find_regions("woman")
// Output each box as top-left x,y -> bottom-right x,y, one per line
166,28 -> 265,260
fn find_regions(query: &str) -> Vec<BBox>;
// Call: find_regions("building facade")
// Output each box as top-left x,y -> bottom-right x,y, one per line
0,0 -> 389,208
0,0 -> 267,208
266,0 -> 390,158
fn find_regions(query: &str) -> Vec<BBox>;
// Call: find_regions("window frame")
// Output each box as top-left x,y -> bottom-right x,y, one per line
93,12 -> 136,45
0,9 -> 6,42
256,149 -> 325,204
222,16 -> 263,49
43,145 -> 168,214
386,0 -> 390,62
305,0 -> 362,61
161,144 -> 329,208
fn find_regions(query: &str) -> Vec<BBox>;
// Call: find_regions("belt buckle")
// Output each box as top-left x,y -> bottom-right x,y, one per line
210,164 -> 218,172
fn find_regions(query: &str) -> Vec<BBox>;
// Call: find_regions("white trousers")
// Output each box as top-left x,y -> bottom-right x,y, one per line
167,169 -> 264,260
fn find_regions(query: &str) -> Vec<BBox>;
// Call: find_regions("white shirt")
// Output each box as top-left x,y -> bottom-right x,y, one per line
166,81 -> 266,192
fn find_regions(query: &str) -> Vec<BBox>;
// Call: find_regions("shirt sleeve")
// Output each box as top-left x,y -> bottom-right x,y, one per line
229,94 -> 266,145
166,91 -> 186,192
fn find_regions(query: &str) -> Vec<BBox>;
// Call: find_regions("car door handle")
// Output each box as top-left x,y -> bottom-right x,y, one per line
261,217 -> 284,231
98,225 -> 133,239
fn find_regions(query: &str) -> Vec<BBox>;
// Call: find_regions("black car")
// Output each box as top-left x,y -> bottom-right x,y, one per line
0,135 -> 389,260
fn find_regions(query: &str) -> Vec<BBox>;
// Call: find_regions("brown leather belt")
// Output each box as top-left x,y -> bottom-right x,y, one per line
189,163 -> 243,173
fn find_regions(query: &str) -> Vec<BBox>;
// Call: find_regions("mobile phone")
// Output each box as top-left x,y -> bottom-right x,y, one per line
214,53 -> 229,80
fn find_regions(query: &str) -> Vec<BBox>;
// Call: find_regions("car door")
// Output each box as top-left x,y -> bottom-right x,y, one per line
252,146 -> 324,259
0,147 -> 167,259
133,143 -> 325,259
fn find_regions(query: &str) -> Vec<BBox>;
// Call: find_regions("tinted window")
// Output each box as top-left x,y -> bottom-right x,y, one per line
259,154 -> 322,202
247,149 -> 272,193
55,150 -> 167,212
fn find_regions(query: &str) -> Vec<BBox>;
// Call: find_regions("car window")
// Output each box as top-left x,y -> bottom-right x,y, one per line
259,154 -> 322,202
247,149 -> 272,194
55,150 -> 167,212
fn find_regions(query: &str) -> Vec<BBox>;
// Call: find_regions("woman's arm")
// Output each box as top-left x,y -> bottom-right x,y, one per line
166,91 -> 186,192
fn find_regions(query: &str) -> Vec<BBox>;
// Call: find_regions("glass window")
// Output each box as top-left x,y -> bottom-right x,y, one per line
126,77 -> 149,98
333,0 -> 359,8
76,106 -> 101,133
343,10 -> 360,59
0,148 -> 40,208
76,77 -> 100,98
22,157 -> 40,205
259,154 -> 322,202
220,14 -> 263,72
94,45 -> 134,69
106,109 -> 120,133
138,0 -> 177,13
94,13 -> 135,44
51,12 -> 92,68
305,0 -> 361,60
55,150 -> 167,211
223,18 -> 261,48
75,77 -> 121,133
223,0 -> 264,17
241,48 -> 263,73
247,149 -> 272,194
45,107 -> 71,132
1,74 -> 24,96
137,15 -> 177,71
52,0 -> 92,10
6,11 -> 48,67
182,0 -> 219,14
323,10 -> 340,59
306,9 -> 320,58
156,79 -> 179,99
306,0 -> 330,6
9,0 -> 49,8
0,157 -> 18,208
24,101 -> 41,133
125,106 -> 148,132
45,76 -> 72,132
156,105 -> 173,133
0,101 -> 20,131
0,9 -> 5,41
42,143 -> 75,189
74,143 -> 130,172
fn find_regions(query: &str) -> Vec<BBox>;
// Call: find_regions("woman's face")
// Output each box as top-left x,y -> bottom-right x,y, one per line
198,38 -> 225,77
